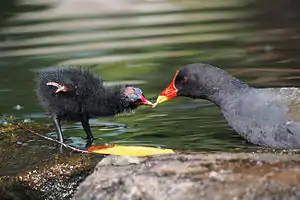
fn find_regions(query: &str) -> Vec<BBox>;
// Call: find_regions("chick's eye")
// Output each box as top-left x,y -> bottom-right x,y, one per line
128,94 -> 139,101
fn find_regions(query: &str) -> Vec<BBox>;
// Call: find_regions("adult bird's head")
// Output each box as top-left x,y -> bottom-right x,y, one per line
153,64 -> 205,106
153,63 -> 244,107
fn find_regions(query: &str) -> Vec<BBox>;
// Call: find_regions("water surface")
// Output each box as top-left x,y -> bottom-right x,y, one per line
1,0 -> 300,155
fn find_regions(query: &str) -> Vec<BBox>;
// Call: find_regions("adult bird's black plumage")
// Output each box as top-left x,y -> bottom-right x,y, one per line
154,63 -> 300,149
37,67 -> 152,143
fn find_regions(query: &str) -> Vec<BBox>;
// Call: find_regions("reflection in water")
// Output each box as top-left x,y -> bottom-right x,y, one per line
1,0 -> 300,155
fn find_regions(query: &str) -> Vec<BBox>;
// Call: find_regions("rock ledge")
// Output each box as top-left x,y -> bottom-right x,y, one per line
74,152 -> 300,200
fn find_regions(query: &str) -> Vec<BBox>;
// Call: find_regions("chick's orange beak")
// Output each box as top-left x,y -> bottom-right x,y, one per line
153,70 -> 179,107
139,95 -> 153,106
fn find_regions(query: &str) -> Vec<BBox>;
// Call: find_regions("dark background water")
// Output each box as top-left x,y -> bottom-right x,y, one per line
1,0 -> 300,152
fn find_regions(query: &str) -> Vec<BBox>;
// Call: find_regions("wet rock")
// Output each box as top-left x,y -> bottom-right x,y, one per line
0,120 -> 103,200
98,155 -> 147,166
0,153 -> 103,200
17,154 -> 99,199
73,153 -> 300,200
0,180 -> 38,200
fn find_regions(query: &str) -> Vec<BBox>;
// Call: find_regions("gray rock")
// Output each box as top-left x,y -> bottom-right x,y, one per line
97,155 -> 147,166
73,153 -> 300,200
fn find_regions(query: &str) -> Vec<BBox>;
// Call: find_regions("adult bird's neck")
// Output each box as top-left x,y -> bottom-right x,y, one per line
205,73 -> 250,107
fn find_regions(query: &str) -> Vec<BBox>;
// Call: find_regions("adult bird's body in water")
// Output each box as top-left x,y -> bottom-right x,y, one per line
37,67 -> 152,143
154,63 -> 300,149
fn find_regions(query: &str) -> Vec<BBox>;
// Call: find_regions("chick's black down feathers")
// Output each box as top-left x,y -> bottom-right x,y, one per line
37,67 -> 129,121
36,67 -> 145,143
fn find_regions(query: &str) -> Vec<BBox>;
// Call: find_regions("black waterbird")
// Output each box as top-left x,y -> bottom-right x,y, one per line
37,67 -> 152,143
154,63 -> 300,149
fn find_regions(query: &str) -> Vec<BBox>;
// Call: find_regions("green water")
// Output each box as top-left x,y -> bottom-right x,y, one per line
1,0 -> 300,154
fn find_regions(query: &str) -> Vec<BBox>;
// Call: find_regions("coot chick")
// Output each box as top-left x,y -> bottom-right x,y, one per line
154,63 -> 300,149
37,67 -> 152,143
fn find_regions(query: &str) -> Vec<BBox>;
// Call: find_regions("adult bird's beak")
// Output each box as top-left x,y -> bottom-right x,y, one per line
153,70 -> 179,107
139,95 -> 153,106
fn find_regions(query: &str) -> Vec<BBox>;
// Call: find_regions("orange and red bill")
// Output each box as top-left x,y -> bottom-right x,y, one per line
153,70 -> 179,107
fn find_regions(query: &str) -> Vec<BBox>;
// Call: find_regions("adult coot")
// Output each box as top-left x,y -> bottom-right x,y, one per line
153,63 -> 300,149
37,67 -> 152,143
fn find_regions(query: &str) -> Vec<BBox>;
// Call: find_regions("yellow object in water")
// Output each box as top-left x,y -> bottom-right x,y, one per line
88,145 -> 175,156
